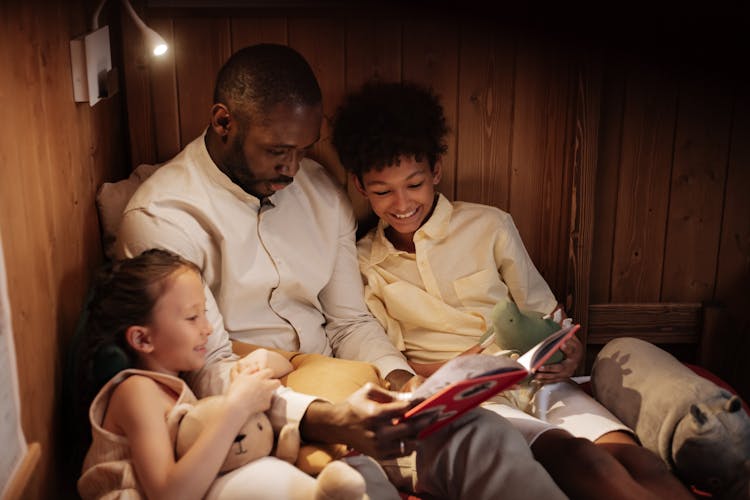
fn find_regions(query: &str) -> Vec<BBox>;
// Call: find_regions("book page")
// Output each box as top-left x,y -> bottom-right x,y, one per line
411,353 -> 524,400
516,323 -> 580,374
0,234 -> 28,497
404,365 -> 528,438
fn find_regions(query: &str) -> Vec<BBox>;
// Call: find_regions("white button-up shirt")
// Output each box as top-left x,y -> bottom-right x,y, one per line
117,132 -> 412,424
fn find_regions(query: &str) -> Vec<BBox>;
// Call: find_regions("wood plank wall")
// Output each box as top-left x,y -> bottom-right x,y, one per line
0,2 -> 745,499
590,47 -> 749,392
0,1 -> 129,498
123,4 -> 749,399
124,7 -> 580,303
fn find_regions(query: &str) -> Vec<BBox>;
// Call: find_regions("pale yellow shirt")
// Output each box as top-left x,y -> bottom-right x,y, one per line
357,193 -> 558,363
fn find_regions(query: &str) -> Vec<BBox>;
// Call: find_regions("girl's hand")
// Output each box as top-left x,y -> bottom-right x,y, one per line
226,367 -> 280,418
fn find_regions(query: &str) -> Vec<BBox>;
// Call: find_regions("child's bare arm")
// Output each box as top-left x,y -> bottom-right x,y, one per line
110,372 -> 278,500
233,348 -> 294,379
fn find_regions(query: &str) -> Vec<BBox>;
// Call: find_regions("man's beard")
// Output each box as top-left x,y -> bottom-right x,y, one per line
221,135 -> 293,198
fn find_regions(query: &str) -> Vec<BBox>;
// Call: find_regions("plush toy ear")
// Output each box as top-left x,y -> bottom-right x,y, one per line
725,395 -> 742,413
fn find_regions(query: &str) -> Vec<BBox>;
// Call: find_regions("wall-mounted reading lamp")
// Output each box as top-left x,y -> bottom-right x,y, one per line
70,0 -> 168,106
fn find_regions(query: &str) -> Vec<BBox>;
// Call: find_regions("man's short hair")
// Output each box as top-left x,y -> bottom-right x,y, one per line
214,43 -> 322,124
332,80 -> 448,179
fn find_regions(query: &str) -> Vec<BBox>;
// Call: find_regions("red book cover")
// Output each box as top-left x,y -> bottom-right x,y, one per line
405,368 -> 528,437
401,323 -> 580,438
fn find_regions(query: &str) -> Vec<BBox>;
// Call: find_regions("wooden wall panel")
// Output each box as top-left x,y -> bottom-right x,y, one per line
174,18 -> 231,146
715,91 -> 750,302
344,17 -> 402,222
712,87 -> 750,398
232,17 -> 288,49
289,18 -> 347,186
508,39 -> 575,296
569,57 -> 603,353
149,17 -> 181,162
455,23 -> 515,209
122,1 -> 156,167
661,78 -> 732,302
0,1 -> 129,498
344,18 -> 402,90
610,68 -> 677,301
590,64 -> 626,303
402,19 -> 459,201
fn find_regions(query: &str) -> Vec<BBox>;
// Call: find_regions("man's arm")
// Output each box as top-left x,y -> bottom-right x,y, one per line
300,384 -> 434,459
318,199 -> 415,386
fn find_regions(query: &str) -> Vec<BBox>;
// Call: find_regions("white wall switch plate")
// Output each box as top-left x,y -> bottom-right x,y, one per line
84,25 -> 112,107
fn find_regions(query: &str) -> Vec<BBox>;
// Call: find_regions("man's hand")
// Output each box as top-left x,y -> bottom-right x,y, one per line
225,367 -> 280,418
533,334 -> 583,384
231,348 -> 293,380
300,383 -> 435,459
399,374 -> 426,394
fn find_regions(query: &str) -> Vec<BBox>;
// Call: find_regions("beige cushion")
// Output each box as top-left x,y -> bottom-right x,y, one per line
232,341 -> 385,474
95,164 -> 160,259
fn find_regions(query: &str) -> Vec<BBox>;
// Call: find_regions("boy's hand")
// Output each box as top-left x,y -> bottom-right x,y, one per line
399,374 -> 426,393
533,334 -> 583,384
385,369 -> 416,391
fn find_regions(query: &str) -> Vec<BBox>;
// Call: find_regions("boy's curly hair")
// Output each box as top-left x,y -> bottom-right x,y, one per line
332,80 -> 449,180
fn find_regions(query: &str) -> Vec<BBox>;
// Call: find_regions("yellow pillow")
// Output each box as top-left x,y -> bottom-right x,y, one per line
231,341 -> 385,474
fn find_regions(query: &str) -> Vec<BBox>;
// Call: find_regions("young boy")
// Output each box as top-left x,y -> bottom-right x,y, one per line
332,80 -> 694,500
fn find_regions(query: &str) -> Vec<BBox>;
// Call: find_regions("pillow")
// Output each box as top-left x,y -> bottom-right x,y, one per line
231,341 -> 386,474
592,337 -> 750,497
95,163 -> 160,259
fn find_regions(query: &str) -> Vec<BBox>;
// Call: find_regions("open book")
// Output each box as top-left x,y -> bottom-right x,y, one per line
401,323 -> 580,438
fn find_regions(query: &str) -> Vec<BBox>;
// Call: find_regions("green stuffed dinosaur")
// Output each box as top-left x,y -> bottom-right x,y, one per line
479,297 -> 564,364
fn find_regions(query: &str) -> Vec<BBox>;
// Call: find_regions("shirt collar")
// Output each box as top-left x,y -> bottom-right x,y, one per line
368,193 -> 453,265
419,192 -> 452,240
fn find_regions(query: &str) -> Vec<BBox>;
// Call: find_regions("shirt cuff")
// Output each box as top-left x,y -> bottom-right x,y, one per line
372,355 -> 415,381
267,386 -> 324,433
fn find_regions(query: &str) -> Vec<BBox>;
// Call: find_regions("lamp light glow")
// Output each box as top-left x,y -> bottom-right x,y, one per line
93,0 -> 168,57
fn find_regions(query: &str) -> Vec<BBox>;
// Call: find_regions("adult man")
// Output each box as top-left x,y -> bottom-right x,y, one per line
116,43 -> 566,499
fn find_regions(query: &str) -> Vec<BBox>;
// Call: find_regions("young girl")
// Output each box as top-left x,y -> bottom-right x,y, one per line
76,249 -> 365,500
332,80 -> 694,500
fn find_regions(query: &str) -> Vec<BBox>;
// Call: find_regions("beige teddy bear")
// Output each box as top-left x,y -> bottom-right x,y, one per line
175,394 -> 367,500
176,348 -> 368,500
